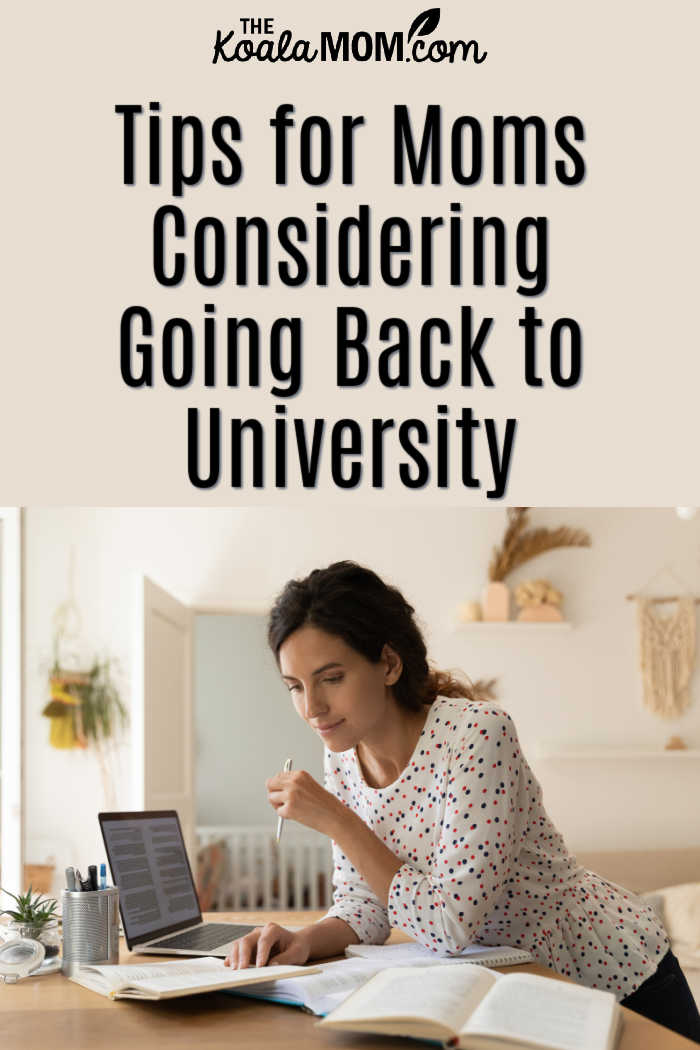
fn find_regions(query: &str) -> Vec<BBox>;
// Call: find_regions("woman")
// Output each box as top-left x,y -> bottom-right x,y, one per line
225,561 -> 700,1043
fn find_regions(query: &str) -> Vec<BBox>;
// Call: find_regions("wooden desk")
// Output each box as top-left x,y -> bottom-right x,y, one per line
3,911 -> 697,1049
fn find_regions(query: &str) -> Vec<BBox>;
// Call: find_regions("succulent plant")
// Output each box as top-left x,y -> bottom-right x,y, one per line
1,886 -> 59,928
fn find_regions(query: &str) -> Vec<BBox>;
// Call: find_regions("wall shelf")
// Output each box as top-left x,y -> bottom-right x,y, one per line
537,749 -> 700,762
455,621 -> 573,633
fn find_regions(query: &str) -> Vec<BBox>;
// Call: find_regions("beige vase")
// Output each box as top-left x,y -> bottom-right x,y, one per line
482,581 -> 510,621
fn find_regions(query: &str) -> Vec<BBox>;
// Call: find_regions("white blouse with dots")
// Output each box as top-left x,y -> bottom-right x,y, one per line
323,697 -> 669,1000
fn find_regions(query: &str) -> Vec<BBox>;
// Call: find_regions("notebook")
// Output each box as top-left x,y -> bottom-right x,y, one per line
346,942 -> 534,967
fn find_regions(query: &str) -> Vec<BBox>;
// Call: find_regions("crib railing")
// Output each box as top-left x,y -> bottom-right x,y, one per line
196,824 -> 334,911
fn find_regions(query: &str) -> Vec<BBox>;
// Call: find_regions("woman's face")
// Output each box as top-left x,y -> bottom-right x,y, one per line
278,624 -> 401,752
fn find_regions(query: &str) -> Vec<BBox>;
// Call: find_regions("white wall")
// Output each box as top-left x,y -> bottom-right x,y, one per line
22,507 -> 700,895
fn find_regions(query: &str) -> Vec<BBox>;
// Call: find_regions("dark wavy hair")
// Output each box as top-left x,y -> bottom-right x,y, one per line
267,561 -> 495,711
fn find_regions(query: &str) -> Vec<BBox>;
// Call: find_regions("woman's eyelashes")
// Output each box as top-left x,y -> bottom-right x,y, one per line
286,673 -> 344,693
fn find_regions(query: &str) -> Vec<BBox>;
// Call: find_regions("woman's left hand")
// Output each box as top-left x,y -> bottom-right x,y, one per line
266,769 -> 345,837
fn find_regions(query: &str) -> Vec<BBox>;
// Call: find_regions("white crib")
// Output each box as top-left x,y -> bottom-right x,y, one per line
197,825 -> 334,911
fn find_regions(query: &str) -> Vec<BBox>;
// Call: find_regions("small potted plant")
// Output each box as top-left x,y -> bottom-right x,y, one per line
0,886 -> 61,958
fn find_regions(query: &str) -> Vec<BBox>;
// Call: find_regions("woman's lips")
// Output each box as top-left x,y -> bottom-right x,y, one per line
316,719 -> 345,736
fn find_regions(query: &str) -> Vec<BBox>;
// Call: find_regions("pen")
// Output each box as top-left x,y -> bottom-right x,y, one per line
75,868 -> 85,892
88,865 -> 98,891
276,758 -> 293,843
65,867 -> 76,892
99,863 -> 107,890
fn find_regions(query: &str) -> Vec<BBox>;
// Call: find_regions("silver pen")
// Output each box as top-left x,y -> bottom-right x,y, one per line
276,758 -> 293,843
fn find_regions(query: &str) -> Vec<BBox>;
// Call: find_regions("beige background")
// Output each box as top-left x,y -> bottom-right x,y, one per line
3,1 -> 699,502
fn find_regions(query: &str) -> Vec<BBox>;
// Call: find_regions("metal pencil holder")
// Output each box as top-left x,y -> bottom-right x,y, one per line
61,887 -> 119,977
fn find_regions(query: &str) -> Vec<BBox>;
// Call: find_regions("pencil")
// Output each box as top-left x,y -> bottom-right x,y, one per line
276,758 -> 293,843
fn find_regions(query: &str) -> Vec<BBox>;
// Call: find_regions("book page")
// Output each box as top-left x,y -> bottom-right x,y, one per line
464,974 -> 616,1050
73,965 -> 131,991
122,958 -> 310,994
242,958 -> 391,1015
324,965 -> 497,1032
76,957 -> 312,996
77,956 -> 225,991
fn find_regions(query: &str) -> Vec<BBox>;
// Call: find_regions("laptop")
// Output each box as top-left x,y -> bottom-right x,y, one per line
99,810 -> 256,956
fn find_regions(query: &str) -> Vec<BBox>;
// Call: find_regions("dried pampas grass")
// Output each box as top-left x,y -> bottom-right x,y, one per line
489,509 -> 591,582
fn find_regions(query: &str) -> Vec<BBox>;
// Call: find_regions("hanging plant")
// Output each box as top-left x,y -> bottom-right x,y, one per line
42,570 -> 129,808
488,508 -> 592,583
42,659 -> 128,751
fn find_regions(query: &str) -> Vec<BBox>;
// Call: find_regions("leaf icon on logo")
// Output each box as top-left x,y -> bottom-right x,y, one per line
407,8 -> 441,43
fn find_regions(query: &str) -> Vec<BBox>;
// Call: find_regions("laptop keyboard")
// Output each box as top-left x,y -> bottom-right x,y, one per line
151,924 -> 251,951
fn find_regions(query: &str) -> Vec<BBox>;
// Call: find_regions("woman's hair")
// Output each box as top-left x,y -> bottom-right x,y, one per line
268,561 -> 496,711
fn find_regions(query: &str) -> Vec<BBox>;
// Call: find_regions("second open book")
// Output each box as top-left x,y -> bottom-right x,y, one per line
69,957 -> 320,1000
318,963 -> 621,1050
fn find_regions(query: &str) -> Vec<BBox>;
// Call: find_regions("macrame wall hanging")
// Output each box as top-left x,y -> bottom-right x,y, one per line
627,565 -> 698,719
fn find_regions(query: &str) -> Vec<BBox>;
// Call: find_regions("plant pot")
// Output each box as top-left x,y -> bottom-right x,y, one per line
482,581 -> 511,621
6,918 -> 61,958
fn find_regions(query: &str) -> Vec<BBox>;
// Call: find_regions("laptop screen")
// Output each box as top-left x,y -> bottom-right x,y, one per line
99,811 -> 202,947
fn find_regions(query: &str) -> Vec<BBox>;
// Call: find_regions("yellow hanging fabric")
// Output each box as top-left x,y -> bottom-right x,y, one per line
42,675 -> 87,749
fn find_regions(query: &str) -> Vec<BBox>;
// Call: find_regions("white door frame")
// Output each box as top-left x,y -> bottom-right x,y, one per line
0,508 -> 23,896
191,604 -> 269,617
132,575 -> 196,857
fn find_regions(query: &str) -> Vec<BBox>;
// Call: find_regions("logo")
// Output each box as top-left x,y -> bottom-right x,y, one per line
212,9 -> 487,66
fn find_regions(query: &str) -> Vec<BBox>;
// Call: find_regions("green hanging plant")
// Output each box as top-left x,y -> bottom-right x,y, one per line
42,658 -> 128,750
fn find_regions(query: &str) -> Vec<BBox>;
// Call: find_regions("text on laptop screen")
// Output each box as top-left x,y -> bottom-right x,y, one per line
101,815 -> 200,941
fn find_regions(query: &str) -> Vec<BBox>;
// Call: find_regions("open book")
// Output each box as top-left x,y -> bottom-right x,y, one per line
317,964 -> 621,1050
227,944 -> 531,1018
69,956 -> 320,1001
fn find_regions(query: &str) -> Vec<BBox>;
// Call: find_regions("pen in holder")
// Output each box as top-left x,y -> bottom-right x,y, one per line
61,887 -> 119,977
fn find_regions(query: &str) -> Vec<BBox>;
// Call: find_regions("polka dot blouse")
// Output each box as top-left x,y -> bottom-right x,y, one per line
323,698 -> 669,1000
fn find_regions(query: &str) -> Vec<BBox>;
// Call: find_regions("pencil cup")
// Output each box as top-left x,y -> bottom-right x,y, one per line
61,888 -> 120,977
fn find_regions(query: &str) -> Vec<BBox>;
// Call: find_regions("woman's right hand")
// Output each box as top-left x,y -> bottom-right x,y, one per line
224,923 -> 311,969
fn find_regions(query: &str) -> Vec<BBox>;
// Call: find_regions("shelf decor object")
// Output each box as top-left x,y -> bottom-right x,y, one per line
514,579 -> 564,622
482,580 -> 510,621
480,508 -> 591,622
